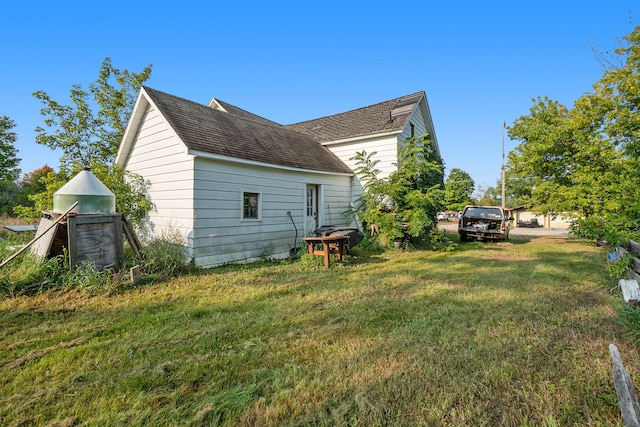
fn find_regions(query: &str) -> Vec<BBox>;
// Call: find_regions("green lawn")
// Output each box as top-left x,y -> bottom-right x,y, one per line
0,235 -> 632,426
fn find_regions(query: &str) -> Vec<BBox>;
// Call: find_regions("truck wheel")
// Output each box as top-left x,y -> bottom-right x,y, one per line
459,233 -> 468,242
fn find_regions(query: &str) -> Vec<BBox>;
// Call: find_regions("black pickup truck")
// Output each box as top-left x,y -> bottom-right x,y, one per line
458,206 -> 512,242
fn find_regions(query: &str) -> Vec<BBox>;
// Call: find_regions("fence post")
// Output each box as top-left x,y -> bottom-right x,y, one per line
610,344 -> 640,427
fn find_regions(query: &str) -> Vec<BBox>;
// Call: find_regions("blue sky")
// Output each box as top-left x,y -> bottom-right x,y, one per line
2,1 -> 637,191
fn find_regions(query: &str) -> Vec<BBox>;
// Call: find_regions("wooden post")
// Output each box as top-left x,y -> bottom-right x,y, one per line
0,202 -> 78,269
610,344 -> 640,427
323,241 -> 331,269
67,213 -> 78,269
122,215 -> 143,260
130,265 -> 141,284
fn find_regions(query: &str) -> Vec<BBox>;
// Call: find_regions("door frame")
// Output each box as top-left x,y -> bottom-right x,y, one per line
305,184 -> 321,236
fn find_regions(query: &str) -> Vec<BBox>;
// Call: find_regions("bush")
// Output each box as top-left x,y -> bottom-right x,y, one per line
349,135 -> 446,250
137,236 -> 195,278
0,253 -> 66,295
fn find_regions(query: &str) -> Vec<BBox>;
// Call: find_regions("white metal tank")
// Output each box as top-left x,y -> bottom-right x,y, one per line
53,169 -> 116,214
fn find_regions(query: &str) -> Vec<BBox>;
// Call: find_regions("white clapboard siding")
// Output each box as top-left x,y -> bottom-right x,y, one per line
190,157 -> 353,267
123,104 -> 195,243
324,98 -> 436,205
399,107 -> 428,141
326,133 -> 399,180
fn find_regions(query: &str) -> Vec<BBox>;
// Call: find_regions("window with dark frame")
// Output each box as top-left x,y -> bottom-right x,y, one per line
243,192 -> 259,219
410,122 -> 415,138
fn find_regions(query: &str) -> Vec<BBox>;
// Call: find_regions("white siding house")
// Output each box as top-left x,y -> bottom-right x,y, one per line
120,98 -> 195,240
116,87 -> 439,267
286,91 -> 439,186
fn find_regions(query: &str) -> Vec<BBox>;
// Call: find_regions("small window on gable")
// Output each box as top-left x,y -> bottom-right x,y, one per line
243,192 -> 260,220
410,122 -> 415,138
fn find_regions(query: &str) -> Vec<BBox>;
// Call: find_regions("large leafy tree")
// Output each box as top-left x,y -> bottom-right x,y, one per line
34,57 -> 152,168
474,177 -> 528,208
0,116 -> 21,182
0,116 -> 21,215
474,184 -> 501,207
444,168 -> 474,211
15,58 -> 153,224
13,165 -> 54,209
507,24 -> 640,243
351,134 -> 445,246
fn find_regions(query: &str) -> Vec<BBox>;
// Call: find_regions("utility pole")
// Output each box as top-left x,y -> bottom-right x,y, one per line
501,121 -> 506,210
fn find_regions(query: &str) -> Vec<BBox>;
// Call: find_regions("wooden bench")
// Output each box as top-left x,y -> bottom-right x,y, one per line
303,235 -> 350,269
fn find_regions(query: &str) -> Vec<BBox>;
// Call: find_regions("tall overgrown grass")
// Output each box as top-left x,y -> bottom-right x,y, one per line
0,230 -> 194,296
0,235 -> 634,425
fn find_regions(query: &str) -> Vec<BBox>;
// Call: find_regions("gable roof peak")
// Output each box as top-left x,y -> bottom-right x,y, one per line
210,96 -> 281,127
284,91 -> 426,142
133,86 -> 351,174
208,97 -> 227,112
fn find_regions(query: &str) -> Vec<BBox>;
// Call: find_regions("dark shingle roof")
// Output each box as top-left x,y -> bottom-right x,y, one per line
284,92 -> 425,142
212,98 -> 282,127
142,87 -> 352,174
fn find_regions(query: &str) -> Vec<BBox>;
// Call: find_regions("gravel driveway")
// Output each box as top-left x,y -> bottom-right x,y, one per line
439,221 -> 571,238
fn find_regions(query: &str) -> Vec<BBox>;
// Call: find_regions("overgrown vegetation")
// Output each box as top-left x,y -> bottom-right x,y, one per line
0,235 -> 629,425
444,167 -> 474,211
507,24 -> 640,245
0,116 -> 22,216
10,58 -> 153,225
0,231 -> 194,296
604,245 -> 640,349
350,134 -> 448,248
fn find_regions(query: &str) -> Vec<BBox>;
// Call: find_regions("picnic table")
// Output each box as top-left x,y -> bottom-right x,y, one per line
303,235 -> 350,269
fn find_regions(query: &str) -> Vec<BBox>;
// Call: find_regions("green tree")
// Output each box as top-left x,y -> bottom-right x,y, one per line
0,180 -> 20,216
13,161 -> 152,225
34,57 -> 152,169
474,177 -> 528,208
474,184 -> 501,206
16,58 -> 154,225
444,168 -> 474,211
13,165 -> 54,210
13,168 -> 67,223
507,24 -> 640,243
0,116 -> 21,215
0,116 -> 21,182
351,134 -> 445,246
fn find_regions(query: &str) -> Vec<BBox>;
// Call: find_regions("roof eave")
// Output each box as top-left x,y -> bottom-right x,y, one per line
116,88 -> 151,167
320,129 -> 403,146
417,94 -> 441,158
188,149 -> 354,176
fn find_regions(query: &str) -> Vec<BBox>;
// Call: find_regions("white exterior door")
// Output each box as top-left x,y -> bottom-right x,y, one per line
306,184 -> 319,235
